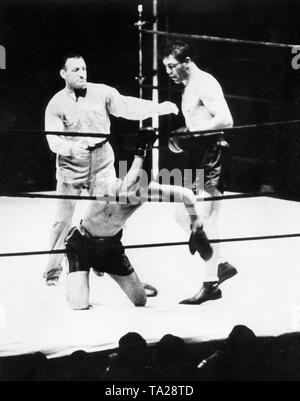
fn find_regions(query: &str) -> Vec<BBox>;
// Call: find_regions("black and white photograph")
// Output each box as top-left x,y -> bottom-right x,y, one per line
0,0 -> 300,383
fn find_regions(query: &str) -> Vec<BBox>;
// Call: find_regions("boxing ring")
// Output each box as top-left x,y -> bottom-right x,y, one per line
1,191 -> 300,358
1,3 -> 300,362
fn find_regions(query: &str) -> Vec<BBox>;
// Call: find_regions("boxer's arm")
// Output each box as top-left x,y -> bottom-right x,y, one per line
189,78 -> 233,132
117,156 -> 146,201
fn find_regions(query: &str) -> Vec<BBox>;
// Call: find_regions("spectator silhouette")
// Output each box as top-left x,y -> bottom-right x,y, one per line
226,325 -> 262,380
102,332 -> 150,381
150,334 -> 190,381
194,325 -> 262,381
0,352 -> 48,381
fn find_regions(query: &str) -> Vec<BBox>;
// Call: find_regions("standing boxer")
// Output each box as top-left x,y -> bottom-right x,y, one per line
162,41 -> 237,304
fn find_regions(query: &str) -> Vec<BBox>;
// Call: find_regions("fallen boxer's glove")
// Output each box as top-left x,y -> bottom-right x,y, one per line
135,127 -> 157,157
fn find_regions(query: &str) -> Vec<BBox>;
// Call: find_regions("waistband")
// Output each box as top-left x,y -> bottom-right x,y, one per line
87,138 -> 109,151
196,131 -> 224,138
79,223 -> 123,242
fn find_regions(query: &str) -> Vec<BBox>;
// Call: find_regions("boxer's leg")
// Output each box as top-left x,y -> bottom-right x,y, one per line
65,227 -> 91,310
109,271 -> 147,307
148,181 -> 213,261
180,139 -> 236,305
66,271 -> 89,310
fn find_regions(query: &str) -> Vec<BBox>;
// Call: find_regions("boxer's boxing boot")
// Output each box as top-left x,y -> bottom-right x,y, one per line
179,281 -> 222,305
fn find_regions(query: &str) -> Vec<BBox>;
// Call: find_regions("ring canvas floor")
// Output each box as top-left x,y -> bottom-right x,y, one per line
0,193 -> 299,358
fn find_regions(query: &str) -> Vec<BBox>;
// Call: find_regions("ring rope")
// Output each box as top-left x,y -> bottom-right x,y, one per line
0,191 -> 281,203
168,119 -> 300,138
270,126 -> 300,149
142,29 -> 299,49
0,129 -> 110,138
1,232 -> 300,258
2,118 -> 300,140
141,84 -> 277,104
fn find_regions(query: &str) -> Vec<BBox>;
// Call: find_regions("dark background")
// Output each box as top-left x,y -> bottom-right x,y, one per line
0,0 -> 300,194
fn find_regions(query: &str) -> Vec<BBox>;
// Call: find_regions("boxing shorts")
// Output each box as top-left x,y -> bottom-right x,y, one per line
65,226 -> 134,276
181,134 -> 231,194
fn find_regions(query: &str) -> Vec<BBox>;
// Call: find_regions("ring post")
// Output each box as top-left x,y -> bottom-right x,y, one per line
135,4 -> 145,129
151,0 -> 159,178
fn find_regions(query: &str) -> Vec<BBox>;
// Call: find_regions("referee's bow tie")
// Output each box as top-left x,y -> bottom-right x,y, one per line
74,87 -> 87,100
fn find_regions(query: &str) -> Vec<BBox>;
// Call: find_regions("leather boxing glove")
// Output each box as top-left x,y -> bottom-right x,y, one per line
168,127 -> 189,153
135,127 -> 157,157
